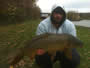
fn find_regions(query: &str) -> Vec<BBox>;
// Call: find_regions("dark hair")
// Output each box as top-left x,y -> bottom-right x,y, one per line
50,6 -> 66,27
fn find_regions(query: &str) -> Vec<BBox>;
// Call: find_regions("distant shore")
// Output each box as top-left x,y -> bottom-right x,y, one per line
73,20 -> 90,27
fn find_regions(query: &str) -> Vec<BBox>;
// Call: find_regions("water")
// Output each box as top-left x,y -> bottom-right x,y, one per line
73,20 -> 90,27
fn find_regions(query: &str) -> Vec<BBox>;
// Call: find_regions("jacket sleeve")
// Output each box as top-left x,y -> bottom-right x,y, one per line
36,23 -> 47,35
68,23 -> 77,37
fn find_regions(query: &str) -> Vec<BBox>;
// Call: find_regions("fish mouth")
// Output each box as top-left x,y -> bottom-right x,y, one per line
36,48 -> 46,55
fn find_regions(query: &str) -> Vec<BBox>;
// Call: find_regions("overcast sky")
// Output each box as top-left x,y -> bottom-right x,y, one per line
37,0 -> 90,13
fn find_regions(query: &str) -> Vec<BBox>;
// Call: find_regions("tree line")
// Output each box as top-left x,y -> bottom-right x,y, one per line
0,0 -> 41,23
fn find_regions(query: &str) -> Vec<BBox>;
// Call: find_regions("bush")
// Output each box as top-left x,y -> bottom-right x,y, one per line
0,0 -> 41,24
67,11 -> 81,21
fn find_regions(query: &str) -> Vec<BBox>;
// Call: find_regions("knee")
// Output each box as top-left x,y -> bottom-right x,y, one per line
35,52 -> 52,66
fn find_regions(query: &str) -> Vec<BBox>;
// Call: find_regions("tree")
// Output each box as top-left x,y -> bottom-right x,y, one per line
0,0 -> 41,23
67,11 -> 80,21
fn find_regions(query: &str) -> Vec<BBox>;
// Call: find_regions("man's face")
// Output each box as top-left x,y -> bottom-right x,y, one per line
53,12 -> 63,24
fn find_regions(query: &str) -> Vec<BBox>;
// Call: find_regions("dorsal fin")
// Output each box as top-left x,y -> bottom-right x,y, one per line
24,33 -> 51,48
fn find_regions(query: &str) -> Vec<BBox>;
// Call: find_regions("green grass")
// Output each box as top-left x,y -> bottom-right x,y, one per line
0,20 -> 40,68
0,20 -> 90,68
76,26 -> 90,68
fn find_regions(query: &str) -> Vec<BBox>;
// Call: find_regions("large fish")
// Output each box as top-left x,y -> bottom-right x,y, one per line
8,33 -> 83,67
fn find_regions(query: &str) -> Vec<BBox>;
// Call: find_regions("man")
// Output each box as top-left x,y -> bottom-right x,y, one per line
35,6 -> 80,68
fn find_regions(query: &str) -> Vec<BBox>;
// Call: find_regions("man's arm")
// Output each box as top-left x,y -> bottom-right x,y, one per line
65,20 -> 77,37
36,23 -> 47,35
68,23 -> 77,37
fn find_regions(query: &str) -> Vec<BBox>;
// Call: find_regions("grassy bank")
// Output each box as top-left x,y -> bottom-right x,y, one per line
0,20 -> 90,68
0,20 -> 40,68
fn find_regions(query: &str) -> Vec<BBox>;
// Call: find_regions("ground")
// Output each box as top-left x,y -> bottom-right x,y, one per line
0,20 -> 90,68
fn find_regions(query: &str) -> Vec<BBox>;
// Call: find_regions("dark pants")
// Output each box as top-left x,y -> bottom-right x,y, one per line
35,52 -> 53,68
35,48 -> 80,68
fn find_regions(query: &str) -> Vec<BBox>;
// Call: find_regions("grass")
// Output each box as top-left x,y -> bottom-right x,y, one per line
76,26 -> 90,68
0,20 -> 90,68
0,20 -> 40,68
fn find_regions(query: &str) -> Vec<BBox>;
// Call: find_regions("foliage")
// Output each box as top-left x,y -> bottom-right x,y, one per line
67,11 -> 81,21
0,0 -> 41,23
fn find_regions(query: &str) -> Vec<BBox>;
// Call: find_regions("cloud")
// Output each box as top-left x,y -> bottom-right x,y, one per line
37,0 -> 90,12
63,0 -> 90,8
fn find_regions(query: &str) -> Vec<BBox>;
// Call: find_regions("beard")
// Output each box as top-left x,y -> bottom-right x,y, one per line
52,16 -> 62,24
51,15 -> 65,27
50,7 -> 66,27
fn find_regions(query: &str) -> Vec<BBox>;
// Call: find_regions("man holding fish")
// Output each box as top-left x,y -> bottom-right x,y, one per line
35,5 -> 81,68
9,5 -> 83,68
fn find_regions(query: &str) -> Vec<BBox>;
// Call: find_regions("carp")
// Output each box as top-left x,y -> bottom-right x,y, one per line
8,33 -> 83,67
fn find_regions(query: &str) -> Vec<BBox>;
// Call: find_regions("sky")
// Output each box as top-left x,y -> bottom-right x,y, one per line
36,0 -> 90,13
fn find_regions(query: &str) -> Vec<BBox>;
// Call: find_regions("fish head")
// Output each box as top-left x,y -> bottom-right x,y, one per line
71,39 -> 84,48
66,36 -> 84,48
